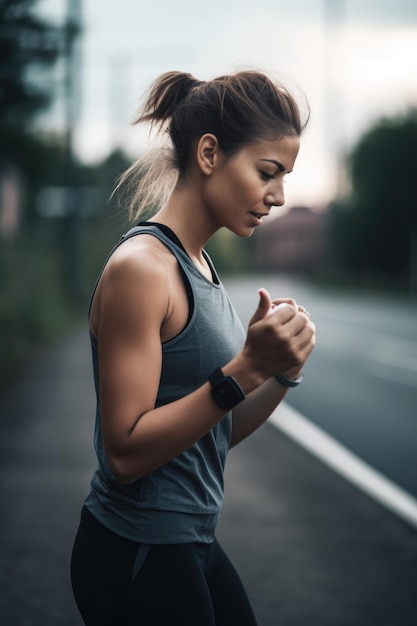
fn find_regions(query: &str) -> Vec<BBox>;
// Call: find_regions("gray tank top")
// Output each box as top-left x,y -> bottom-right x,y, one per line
84,224 -> 246,543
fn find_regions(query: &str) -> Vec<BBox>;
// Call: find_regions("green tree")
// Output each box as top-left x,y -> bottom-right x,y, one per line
0,1 -> 70,389
0,0 -> 65,217
329,109 -> 417,286
0,0 -> 61,128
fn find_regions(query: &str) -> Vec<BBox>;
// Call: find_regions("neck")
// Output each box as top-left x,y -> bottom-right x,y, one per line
149,182 -> 218,261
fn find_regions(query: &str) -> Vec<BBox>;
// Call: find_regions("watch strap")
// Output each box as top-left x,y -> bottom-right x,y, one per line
275,372 -> 304,388
208,367 -> 228,385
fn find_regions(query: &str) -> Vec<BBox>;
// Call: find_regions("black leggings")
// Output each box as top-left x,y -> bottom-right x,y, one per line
71,506 -> 258,625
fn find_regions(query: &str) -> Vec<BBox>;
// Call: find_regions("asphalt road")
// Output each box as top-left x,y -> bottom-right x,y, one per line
224,276 -> 417,498
1,278 -> 417,625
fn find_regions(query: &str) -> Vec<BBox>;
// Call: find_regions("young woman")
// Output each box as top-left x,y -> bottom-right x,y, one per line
71,70 -> 315,625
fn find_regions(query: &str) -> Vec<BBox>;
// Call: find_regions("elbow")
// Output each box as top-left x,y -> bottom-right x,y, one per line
107,452 -> 142,485
110,463 -> 136,486
104,424 -> 162,484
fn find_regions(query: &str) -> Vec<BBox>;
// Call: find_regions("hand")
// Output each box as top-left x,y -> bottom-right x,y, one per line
243,288 -> 315,382
270,300 -> 312,380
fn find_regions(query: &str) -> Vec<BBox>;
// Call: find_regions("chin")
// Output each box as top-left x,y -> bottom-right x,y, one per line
228,224 -> 255,239
240,227 -> 256,239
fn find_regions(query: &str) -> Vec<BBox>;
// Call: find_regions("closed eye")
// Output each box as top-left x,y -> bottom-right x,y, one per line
260,171 -> 276,181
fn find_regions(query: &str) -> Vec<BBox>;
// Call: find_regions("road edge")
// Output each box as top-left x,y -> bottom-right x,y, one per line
269,402 -> 417,530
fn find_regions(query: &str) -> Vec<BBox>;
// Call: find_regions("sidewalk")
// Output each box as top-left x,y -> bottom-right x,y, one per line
0,330 -> 416,625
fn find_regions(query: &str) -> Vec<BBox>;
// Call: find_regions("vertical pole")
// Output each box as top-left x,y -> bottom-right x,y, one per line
323,0 -> 347,198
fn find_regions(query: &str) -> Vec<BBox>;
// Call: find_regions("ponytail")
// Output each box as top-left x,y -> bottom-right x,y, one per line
135,71 -> 202,129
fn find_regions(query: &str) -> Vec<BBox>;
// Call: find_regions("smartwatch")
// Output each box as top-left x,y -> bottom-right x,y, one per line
208,367 -> 246,411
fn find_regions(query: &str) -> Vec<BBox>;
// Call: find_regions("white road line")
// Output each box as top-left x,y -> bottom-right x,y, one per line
269,402 -> 417,530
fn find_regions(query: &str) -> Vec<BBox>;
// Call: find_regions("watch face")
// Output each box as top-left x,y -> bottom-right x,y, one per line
215,381 -> 238,408
211,376 -> 245,411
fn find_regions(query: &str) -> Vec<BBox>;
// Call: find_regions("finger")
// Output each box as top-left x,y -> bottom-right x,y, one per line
267,301 -> 296,323
271,297 -> 297,310
249,288 -> 273,325
294,321 -> 316,351
297,304 -> 311,317
267,302 -> 291,316
284,311 -> 314,337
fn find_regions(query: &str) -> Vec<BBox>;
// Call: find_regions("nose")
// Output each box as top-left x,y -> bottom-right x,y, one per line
265,181 -> 285,208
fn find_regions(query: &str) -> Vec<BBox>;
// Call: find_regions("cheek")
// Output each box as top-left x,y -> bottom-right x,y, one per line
204,165 -> 259,214
225,169 -> 257,203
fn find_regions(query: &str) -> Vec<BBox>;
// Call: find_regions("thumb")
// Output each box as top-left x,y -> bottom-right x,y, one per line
249,288 -> 272,325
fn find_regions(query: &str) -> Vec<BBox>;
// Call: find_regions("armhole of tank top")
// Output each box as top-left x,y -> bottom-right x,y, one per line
202,250 -> 219,285
176,264 -> 194,332
87,222 -> 204,345
136,222 -> 195,333
88,225 -> 196,342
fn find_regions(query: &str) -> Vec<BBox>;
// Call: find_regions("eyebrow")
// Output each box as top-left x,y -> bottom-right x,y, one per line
260,159 -> 290,173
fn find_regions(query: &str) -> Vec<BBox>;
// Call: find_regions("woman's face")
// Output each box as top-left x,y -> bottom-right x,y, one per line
202,134 -> 300,238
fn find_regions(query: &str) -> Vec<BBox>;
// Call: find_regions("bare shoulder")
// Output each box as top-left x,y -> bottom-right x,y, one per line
90,234 -> 177,337
107,233 -> 175,279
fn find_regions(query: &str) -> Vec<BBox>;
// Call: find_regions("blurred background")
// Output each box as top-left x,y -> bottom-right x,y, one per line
1,0 -> 416,388
1,0 -> 417,501
1,2 -> 417,624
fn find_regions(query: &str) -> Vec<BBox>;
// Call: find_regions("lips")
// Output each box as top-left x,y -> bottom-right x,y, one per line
250,211 -> 269,219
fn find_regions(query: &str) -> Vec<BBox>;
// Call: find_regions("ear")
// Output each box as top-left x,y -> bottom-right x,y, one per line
196,133 -> 221,176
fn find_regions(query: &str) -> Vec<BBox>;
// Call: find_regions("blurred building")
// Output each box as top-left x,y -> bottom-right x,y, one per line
254,205 -> 327,275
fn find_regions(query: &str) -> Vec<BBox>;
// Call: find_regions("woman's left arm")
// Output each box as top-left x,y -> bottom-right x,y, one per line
230,377 -> 290,447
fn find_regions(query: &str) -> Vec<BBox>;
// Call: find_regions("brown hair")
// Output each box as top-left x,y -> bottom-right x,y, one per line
118,70 -> 309,221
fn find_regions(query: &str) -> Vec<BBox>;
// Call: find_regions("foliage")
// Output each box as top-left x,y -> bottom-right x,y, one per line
0,0 -> 66,219
0,147 -> 131,392
328,109 -> 417,287
0,2 -> 134,390
0,234 -> 80,391
0,0 -> 62,128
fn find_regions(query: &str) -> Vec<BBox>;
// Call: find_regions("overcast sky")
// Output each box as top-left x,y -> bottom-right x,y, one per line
37,0 -> 417,208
